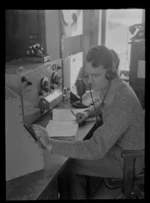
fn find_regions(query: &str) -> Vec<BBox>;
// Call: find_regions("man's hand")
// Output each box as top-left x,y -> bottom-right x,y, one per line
32,124 -> 52,151
76,111 -> 89,125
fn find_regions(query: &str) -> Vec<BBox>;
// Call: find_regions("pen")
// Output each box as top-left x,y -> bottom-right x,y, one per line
71,108 -> 76,117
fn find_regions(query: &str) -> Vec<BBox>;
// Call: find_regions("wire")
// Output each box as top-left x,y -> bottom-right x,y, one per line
88,83 -> 99,124
88,80 -> 111,125
101,80 -> 111,107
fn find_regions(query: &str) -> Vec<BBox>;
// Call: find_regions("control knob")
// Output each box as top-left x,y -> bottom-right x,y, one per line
51,72 -> 61,84
21,76 -> 32,86
40,77 -> 50,91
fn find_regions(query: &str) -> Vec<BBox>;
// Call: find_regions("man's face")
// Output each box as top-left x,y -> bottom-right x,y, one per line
85,63 -> 108,92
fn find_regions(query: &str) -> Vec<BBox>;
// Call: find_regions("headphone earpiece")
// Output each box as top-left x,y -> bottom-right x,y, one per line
105,49 -> 117,80
105,69 -> 117,80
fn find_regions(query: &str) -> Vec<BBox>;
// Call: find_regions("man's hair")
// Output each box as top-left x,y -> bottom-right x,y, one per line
86,45 -> 119,70
110,49 -> 120,70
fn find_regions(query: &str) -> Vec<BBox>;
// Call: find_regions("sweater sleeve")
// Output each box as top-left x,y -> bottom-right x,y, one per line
51,93 -> 133,160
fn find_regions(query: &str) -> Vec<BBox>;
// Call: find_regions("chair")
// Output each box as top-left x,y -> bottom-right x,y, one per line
86,149 -> 145,199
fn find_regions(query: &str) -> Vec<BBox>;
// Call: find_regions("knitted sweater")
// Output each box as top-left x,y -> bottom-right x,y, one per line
51,77 -> 145,160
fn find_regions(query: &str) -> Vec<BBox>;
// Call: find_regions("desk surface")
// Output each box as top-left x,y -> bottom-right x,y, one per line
6,101 -> 95,200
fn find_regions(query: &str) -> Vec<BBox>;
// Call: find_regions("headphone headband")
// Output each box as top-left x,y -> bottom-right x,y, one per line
105,49 -> 118,80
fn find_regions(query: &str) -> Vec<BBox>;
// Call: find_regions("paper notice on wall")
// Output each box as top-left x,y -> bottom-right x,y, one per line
70,52 -> 83,89
137,60 -> 145,79
61,10 -> 83,37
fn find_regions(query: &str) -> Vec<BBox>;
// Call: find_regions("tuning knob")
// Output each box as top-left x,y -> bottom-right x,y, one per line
40,77 -> 49,91
51,72 -> 61,84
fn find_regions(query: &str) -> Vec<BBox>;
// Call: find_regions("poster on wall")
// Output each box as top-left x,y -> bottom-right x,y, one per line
60,10 -> 83,38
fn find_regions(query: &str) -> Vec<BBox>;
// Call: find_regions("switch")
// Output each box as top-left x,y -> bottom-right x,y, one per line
26,81 -> 32,86
38,97 -> 49,110
57,65 -> 62,70
21,76 -> 32,86
21,76 -> 28,83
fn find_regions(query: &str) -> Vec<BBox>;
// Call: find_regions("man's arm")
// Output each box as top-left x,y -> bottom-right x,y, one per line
51,94 -> 133,160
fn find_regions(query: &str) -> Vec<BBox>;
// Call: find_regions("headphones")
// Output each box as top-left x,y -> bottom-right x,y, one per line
88,48 -> 119,127
105,49 -> 118,81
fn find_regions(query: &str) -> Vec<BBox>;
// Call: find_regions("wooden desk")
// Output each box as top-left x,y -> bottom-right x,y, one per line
6,102 -> 95,200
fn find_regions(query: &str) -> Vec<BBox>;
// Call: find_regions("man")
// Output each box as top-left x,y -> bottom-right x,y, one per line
32,45 -> 145,199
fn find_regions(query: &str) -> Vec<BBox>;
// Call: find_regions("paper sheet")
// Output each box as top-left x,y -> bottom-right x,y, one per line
46,120 -> 78,138
52,108 -> 96,122
71,108 -> 96,122
53,108 -> 76,120
71,108 -> 88,115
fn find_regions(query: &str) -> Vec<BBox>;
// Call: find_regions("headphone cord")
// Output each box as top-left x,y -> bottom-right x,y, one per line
89,84 -> 99,124
89,80 -> 111,126
101,80 -> 111,107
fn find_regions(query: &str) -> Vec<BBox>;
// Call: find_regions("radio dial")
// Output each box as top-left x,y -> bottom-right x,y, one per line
52,64 -> 57,71
51,72 -> 61,84
40,77 -> 50,91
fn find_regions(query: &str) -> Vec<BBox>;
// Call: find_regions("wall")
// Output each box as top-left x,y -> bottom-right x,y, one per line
82,10 -> 99,74
6,10 -> 62,62
45,10 -> 60,60
6,10 -> 40,62
6,10 -> 100,66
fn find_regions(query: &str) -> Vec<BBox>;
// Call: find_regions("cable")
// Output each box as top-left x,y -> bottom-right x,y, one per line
101,80 -> 111,107
88,80 -> 111,126
88,83 -> 99,124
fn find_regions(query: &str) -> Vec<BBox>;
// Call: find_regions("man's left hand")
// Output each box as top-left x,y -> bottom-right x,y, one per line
32,124 -> 52,151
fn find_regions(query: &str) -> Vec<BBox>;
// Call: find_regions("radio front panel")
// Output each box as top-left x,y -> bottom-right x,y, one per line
5,59 -> 63,125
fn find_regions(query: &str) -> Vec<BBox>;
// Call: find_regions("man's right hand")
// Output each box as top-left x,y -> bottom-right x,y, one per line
76,111 -> 89,125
